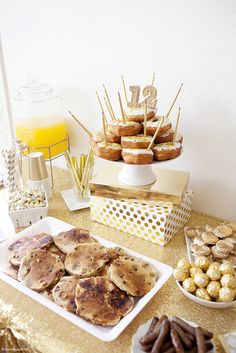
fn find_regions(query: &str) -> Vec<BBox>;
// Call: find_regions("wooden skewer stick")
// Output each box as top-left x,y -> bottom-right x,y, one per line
121,75 -> 128,105
173,107 -> 181,143
102,112 -> 107,147
151,72 -> 155,86
64,150 -> 83,192
69,111 -> 92,137
144,101 -> 147,136
166,83 -> 183,118
118,92 -> 125,124
103,84 -> 116,120
104,96 -> 115,121
147,117 -> 164,150
96,91 -> 108,126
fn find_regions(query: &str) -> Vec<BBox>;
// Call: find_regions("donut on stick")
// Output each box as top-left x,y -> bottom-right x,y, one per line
145,83 -> 183,136
153,108 -> 182,161
108,93 -> 142,137
121,115 -> 163,165
95,112 -> 122,161
121,101 -> 152,148
155,128 -> 174,143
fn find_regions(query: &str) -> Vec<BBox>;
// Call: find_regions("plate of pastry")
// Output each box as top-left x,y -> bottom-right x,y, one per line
131,315 -> 215,353
184,224 -> 236,267
0,216 -> 172,342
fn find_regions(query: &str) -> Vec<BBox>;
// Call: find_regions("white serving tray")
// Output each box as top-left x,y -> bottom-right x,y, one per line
0,217 -> 173,342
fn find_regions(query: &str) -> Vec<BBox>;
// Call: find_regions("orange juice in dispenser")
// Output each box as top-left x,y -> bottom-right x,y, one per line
13,76 -> 68,159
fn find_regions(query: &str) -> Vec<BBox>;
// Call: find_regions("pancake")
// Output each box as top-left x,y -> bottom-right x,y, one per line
53,228 -> 96,254
75,276 -> 134,326
108,255 -> 157,296
18,249 -> 65,292
47,243 -> 66,263
52,276 -> 80,313
107,247 -> 127,261
8,233 -> 53,266
65,243 -> 109,277
3,263 -> 19,280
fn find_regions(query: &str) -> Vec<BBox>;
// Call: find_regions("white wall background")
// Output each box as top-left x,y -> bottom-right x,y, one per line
0,0 -> 236,220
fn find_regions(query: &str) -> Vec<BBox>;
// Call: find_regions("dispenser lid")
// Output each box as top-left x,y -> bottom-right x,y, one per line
17,75 -> 55,102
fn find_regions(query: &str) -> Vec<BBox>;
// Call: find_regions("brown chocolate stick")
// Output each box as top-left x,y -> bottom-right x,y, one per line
170,325 -> 185,353
140,315 -> 168,345
147,317 -> 159,335
172,317 -> 213,340
150,319 -> 170,353
187,342 -> 213,353
171,322 -> 194,349
171,317 -> 195,336
163,348 -> 175,353
195,327 -> 206,353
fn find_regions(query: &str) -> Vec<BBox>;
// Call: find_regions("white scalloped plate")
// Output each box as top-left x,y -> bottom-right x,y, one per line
131,317 -> 215,353
0,216 -> 173,342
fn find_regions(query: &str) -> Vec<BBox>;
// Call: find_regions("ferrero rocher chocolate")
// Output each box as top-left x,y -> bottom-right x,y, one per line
190,266 -> 202,279
195,256 -> 210,270
173,268 -> 189,282
207,281 -> 221,298
208,262 -> 220,271
195,288 -> 211,301
220,274 -> 236,289
206,268 -> 221,281
219,263 -> 234,275
177,258 -> 191,271
194,273 -> 209,288
218,287 -> 235,302
182,278 -> 196,293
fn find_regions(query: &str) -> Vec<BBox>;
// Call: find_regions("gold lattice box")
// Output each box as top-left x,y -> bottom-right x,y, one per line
90,190 -> 193,246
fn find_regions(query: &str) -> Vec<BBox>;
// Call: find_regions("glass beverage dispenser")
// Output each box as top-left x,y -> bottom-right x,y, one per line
13,75 -> 68,159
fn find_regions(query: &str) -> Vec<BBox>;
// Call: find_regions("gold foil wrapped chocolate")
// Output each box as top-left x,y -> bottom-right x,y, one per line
173,268 -> 189,282
195,288 -> 211,301
194,273 -> 210,288
207,281 -> 221,298
195,256 -> 210,270
182,278 -> 196,293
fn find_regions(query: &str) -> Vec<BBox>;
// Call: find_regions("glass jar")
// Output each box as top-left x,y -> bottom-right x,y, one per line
12,75 -> 68,159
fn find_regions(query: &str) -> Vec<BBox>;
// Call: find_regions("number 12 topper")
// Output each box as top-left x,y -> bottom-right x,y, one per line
127,85 -> 157,110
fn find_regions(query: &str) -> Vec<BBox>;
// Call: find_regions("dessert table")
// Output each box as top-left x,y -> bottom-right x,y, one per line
0,168 -> 235,353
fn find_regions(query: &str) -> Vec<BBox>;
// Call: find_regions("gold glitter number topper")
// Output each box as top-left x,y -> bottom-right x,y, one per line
128,85 -> 157,109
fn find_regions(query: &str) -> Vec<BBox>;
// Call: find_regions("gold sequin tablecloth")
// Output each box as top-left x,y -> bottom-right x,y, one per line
0,168 -> 235,353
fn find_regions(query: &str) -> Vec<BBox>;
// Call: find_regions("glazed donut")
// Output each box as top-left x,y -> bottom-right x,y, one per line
153,142 -> 182,161
108,121 -> 142,137
90,130 -> 121,146
125,106 -> 155,122
94,142 -> 122,161
121,134 -> 152,149
122,148 -> 153,164
144,116 -> 172,136
155,128 -> 174,143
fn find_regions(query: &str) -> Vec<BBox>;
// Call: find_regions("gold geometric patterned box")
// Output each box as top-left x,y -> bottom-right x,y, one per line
90,190 -> 193,246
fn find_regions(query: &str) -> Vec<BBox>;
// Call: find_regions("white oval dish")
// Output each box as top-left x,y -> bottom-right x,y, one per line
131,317 -> 215,353
176,280 -> 236,309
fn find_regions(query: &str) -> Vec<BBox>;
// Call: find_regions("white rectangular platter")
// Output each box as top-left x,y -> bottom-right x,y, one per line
0,216 -> 173,342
